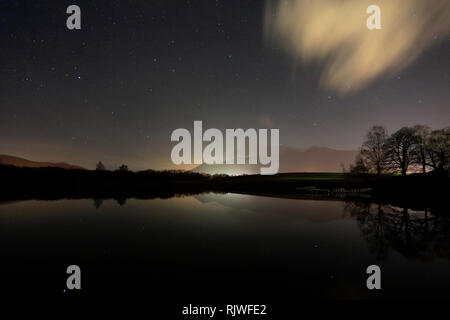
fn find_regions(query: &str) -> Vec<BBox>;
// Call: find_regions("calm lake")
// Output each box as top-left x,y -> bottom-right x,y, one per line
1,193 -> 449,298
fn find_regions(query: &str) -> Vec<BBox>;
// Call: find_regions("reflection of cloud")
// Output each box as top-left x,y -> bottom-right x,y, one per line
264,0 -> 450,94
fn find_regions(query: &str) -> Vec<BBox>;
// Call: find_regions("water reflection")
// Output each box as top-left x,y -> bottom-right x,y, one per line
345,202 -> 450,261
93,198 -> 104,209
0,193 -> 449,298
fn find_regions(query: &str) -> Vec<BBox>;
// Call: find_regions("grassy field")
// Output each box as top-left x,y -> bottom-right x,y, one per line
272,172 -> 345,181
224,172 -> 347,184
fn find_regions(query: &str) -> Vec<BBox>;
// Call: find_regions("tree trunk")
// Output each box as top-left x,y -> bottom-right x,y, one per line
401,167 -> 407,176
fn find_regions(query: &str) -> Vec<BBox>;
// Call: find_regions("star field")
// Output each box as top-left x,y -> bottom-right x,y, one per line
0,0 -> 449,169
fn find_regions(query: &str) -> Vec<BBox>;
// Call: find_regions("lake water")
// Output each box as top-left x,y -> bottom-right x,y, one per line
1,193 -> 449,298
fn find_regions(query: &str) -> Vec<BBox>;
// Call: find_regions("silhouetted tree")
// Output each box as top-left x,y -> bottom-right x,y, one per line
349,154 -> 368,173
385,127 -> 419,176
413,124 -> 431,174
425,128 -> 450,174
96,161 -> 106,171
360,126 -> 388,175
355,124 -> 449,176
118,164 -> 129,171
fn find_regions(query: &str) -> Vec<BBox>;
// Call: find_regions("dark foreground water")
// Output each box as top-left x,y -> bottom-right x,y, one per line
0,193 -> 449,298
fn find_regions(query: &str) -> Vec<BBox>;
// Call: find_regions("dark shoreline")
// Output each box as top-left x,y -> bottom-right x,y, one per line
1,165 -> 448,212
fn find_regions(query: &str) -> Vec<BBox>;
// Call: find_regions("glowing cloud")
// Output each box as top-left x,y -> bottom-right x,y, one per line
264,0 -> 450,94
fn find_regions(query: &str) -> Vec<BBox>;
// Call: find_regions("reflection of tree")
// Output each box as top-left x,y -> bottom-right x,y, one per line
93,198 -> 127,207
93,198 -> 104,209
345,202 -> 390,259
116,198 -> 127,206
346,202 -> 450,261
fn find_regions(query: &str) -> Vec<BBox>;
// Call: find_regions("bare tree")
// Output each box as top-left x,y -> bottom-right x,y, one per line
385,127 -> 419,176
426,128 -> 450,174
360,126 -> 388,175
349,154 -> 369,173
413,124 -> 431,174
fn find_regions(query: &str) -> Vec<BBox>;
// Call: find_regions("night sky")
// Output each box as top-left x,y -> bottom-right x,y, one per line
1,0 -> 449,170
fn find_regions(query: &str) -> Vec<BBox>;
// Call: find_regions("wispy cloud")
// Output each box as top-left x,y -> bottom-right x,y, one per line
264,0 -> 450,94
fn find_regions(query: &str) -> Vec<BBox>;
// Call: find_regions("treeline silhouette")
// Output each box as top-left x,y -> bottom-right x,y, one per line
350,125 -> 449,176
0,165 -> 222,200
1,164 -> 448,210
1,123 -> 448,206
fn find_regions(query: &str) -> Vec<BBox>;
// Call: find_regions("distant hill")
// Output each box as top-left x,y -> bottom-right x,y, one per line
0,155 -> 85,170
192,146 -> 358,175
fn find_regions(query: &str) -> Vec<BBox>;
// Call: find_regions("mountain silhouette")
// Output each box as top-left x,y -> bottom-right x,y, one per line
0,154 -> 85,170
192,146 -> 358,174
